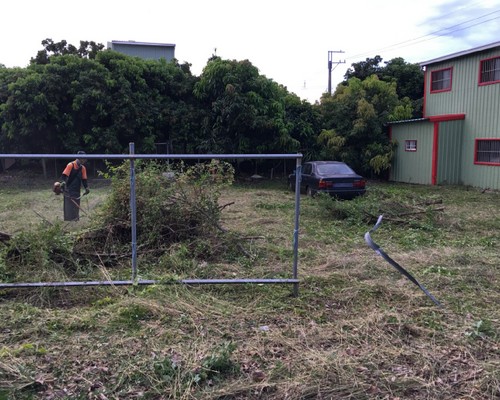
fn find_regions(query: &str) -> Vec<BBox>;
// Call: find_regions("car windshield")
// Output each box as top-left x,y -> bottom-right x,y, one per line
316,163 -> 354,175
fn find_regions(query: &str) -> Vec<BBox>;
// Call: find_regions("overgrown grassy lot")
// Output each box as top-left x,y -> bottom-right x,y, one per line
0,169 -> 499,399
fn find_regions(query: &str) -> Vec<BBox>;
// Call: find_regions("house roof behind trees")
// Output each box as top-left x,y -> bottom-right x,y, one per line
108,40 -> 175,48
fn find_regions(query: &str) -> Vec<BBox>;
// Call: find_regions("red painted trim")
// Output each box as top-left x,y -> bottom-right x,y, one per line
422,68 -> 427,117
431,122 -> 439,185
475,161 -> 500,166
428,114 -> 466,122
478,55 -> 500,86
430,67 -> 453,93
477,59 -> 483,85
479,80 -> 500,87
474,138 -> 500,142
474,138 -> 500,166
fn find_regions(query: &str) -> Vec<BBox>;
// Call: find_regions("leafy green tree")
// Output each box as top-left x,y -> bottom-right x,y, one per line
1,47 -> 201,156
0,67 -> 31,152
283,93 -> 323,160
343,56 -> 423,117
31,38 -> 105,65
0,68 -> 61,154
0,39 -> 321,164
71,51 -> 200,154
317,55 -> 425,178
381,57 -> 423,117
1,56 -> 111,154
318,75 -> 403,176
381,58 -> 423,101
193,57 -> 301,155
137,58 -> 201,154
344,56 -> 383,81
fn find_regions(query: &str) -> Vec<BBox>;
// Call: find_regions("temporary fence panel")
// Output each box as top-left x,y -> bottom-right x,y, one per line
0,144 -> 303,296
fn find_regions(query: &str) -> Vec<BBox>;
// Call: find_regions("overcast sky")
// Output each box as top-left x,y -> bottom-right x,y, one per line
2,0 -> 500,103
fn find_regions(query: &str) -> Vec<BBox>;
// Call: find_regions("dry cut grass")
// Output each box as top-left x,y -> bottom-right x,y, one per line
0,175 -> 499,399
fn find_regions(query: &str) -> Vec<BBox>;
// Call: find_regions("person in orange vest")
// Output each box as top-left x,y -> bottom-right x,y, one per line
58,151 -> 90,221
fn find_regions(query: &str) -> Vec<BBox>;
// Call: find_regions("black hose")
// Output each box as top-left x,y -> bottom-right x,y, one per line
364,215 -> 442,308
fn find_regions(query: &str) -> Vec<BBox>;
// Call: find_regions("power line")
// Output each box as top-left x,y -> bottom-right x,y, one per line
347,8 -> 500,60
417,0 -> 488,24
391,15 -> 500,52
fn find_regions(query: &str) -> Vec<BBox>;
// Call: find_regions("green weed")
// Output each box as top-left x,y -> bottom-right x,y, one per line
197,341 -> 239,382
1,222 -> 75,279
115,303 -> 156,329
466,319 -> 497,340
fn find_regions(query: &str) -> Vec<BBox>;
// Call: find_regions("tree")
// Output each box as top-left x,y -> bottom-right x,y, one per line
31,38 -> 105,65
138,57 -> 201,154
1,45 -> 203,156
282,93 -> 322,160
193,57 -> 301,155
381,57 -> 424,118
0,67 -> 31,152
343,56 -> 424,118
318,75 -> 404,176
344,55 -> 383,81
381,58 -> 423,101
0,69 -> 61,153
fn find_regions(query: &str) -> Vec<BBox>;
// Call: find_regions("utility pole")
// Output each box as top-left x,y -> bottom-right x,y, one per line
328,50 -> 346,95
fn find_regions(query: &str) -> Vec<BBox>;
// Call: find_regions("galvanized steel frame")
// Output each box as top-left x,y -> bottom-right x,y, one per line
0,145 -> 303,296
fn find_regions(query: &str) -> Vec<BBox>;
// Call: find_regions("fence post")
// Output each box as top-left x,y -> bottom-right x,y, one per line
129,143 -> 138,284
292,157 -> 302,297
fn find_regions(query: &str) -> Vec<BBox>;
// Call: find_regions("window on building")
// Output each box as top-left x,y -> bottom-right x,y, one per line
479,56 -> 500,85
475,139 -> 500,165
430,67 -> 452,92
405,140 -> 417,152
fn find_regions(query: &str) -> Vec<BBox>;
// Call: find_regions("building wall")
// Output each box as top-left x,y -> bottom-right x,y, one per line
460,73 -> 500,188
425,47 -> 500,189
392,45 -> 500,189
391,121 -> 434,185
108,42 -> 175,62
424,47 -> 500,119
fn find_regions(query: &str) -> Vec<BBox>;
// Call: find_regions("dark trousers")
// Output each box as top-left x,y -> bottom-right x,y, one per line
64,195 -> 81,221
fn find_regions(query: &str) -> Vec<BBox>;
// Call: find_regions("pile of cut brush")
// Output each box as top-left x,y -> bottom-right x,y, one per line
320,186 -> 446,227
363,197 -> 444,225
74,160 -> 242,264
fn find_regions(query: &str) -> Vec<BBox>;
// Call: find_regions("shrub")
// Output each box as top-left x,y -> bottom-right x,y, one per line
78,159 -> 237,264
0,222 -> 75,282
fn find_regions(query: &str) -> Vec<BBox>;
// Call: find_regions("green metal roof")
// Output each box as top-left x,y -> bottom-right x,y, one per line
387,118 -> 428,125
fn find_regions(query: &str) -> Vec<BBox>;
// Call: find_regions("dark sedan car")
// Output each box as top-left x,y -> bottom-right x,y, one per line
288,161 -> 366,199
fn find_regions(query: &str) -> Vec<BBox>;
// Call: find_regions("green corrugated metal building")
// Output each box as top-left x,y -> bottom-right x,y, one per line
390,41 -> 500,189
